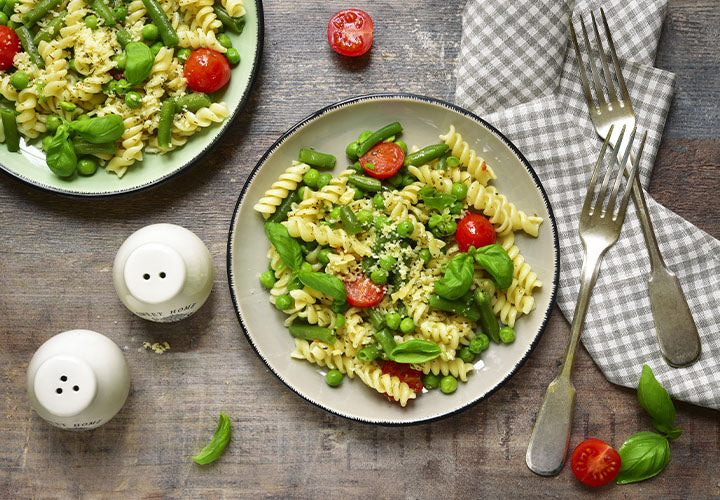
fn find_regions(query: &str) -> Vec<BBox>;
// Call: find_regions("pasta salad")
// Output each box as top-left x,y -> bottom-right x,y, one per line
254,123 -> 544,406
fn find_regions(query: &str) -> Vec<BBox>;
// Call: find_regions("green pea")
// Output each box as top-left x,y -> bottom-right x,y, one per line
353,189 -> 364,200
318,248 -> 333,266
458,347 -> 474,363
259,270 -> 276,289
385,312 -> 401,330
394,139 -> 408,154
356,209 -> 373,228
177,48 -> 191,63
357,130 -> 372,143
325,369 -> 343,387
77,157 -> 98,176
302,168 -> 319,188
59,101 -> 76,112
9,71 -> 29,90
374,215 -> 389,232
451,182 -> 468,201
422,373 -> 441,390
446,156 -> 460,168
0,12 -> 7,25
225,47 -> 240,65
46,115 -> 62,133
300,261 -> 312,273
275,294 -> 292,310
387,173 -> 402,187
440,375 -> 458,394
42,135 -> 52,150
76,114 -> 90,121
419,248 -> 432,264
287,278 -> 303,291
114,53 -> 127,69
84,14 -> 98,29
378,255 -> 395,271
317,172 -> 332,189
217,32 -> 232,48
469,334 -> 490,354
113,5 -> 127,21
372,192 -> 385,210
335,313 -> 346,328
142,23 -> 159,41
150,41 -> 163,56
399,317 -> 415,333
328,206 -> 341,220
499,326 -> 516,344
370,268 -> 388,286
125,91 -> 142,109
450,201 -> 463,215
297,185 -> 308,199
331,300 -> 348,314
396,220 -> 414,237
345,141 -> 359,159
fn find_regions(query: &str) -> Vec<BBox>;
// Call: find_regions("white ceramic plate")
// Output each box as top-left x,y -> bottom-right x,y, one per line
228,94 -> 559,425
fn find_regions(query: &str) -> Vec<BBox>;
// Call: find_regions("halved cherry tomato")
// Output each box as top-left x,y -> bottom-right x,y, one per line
183,48 -> 231,93
359,141 -> 405,179
570,439 -> 621,487
0,26 -> 21,71
455,212 -> 496,252
381,361 -> 424,394
343,272 -> 385,308
327,9 -> 373,57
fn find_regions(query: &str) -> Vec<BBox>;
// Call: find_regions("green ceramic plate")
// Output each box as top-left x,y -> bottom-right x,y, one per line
0,1 -> 263,197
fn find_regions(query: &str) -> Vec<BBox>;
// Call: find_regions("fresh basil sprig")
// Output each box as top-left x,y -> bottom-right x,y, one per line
434,253 -> 474,300
69,115 -> 125,144
419,186 -> 456,211
637,365 -> 682,439
298,271 -> 347,303
473,244 -> 513,290
615,431 -> 670,484
389,339 -> 441,363
265,222 -> 302,272
46,125 -> 77,177
190,412 -> 231,465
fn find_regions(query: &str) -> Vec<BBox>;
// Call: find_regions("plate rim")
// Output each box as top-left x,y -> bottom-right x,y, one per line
0,0 -> 265,199
227,92 -> 560,425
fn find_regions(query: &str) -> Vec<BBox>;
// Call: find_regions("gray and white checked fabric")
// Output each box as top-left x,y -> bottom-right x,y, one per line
456,0 -> 720,409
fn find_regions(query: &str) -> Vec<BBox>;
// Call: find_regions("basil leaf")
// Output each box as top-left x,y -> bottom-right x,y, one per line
389,339 -> 441,363
298,271 -> 347,303
419,186 -> 456,211
190,412 -> 231,465
616,431 -> 670,485
123,41 -> 154,85
637,364 -> 679,437
46,125 -> 77,177
69,115 -> 125,144
434,253 -> 474,300
265,222 -> 302,272
473,244 -> 513,290
654,423 -> 682,440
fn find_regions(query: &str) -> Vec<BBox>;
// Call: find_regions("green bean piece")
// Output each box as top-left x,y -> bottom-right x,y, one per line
116,29 -> 132,47
330,300 -> 348,314
32,12 -> 65,44
212,4 -> 245,34
348,174 -> 382,192
1,107 -> 19,152
71,137 -> 117,156
298,148 -> 336,170
21,0 -> 62,28
325,369 -> 343,387
373,328 -> 396,355
0,0 -> 5,12
289,322 -> 336,345
141,23 -> 158,41
440,375 -> 458,394
469,334 -> 490,354
404,143 -> 450,167
176,47 -> 191,63
141,0 -> 179,46
266,189 -> 299,224
368,308 -> 385,330
499,326 -> 515,344
422,373 -> 441,389
84,0 -> 116,27
2,0 -> 15,17
156,98 -> 175,148
428,294 -> 479,322
316,172 -> 332,189
356,121 -> 403,157
77,157 -> 98,175
9,71 -> 29,90
225,47 -> 240,65
15,26 -> 44,69
356,344 -> 380,363
370,268 -> 387,285
473,289 -> 500,343
385,312 -> 401,330
339,206 -> 362,235
175,92 -> 212,112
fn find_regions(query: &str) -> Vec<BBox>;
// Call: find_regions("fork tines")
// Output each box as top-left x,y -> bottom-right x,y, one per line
584,124 -> 647,221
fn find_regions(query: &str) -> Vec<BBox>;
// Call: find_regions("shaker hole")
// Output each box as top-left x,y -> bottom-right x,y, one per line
56,388 -> 63,394
73,385 -> 79,392
60,375 -> 67,382
143,273 -> 150,280
159,272 -> 166,279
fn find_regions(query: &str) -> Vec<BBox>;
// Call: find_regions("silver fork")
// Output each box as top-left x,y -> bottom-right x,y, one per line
526,125 -> 645,476
570,9 -> 701,368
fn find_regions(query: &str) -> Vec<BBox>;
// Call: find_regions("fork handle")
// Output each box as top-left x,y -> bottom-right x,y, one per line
627,152 -> 701,367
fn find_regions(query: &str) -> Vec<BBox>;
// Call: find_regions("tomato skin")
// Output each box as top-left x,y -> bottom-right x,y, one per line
455,212 -> 496,252
343,272 -> 385,308
183,48 -> 231,93
571,439 -> 621,487
0,26 -> 21,71
381,361 -> 424,394
359,142 -> 405,179
327,9 -> 373,57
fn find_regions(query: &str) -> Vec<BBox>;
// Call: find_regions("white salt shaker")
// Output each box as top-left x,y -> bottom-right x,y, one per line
113,223 -> 214,322
26,329 -> 131,430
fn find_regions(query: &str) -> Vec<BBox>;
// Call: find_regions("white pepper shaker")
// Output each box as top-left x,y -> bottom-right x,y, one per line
26,329 -> 131,430
113,223 -> 214,322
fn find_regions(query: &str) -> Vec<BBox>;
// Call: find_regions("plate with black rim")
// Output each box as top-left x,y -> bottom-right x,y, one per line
0,0 -> 263,197
228,93 -> 559,425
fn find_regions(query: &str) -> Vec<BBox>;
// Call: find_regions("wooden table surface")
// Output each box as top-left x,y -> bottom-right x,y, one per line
2,1 -> 718,498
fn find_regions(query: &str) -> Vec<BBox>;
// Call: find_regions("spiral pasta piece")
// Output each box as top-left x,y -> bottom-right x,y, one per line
354,364 -> 417,406
221,0 -> 245,17
290,169 -> 353,219
254,161 -> 311,218
291,340 -> 358,377
439,125 -> 497,186
284,217 -> 372,256
416,358 -> 474,382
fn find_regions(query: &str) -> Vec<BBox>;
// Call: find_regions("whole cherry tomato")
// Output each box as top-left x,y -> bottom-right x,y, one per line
327,9 -> 373,57
381,361 -> 424,394
183,48 -> 231,93
455,212 -> 496,252
359,141 -> 405,179
0,26 -> 21,71
343,272 -> 385,308
570,439 -> 622,487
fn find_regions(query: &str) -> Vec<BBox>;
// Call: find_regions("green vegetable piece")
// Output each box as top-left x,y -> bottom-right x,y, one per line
394,139 -> 408,154
473,244 -> 514,290
451,182 -> 468,201
356,122 -> 403,157
348,174 -> 382,192
396,220 -> 414,237
404,143 -> 450,167
157,98 -> 175,147
123,41 -> 154,85
368,309 -> 385,330
114,52 -> 127,69
22,0 -> 62,28
125,91 -> 142,109
637,364 -> 682,439
373,214 -> 389,232
141,0 -> 179,46
212,4 -> 244,34
316,172 -> 332,189
370,268 -> 387,286
84,14 -> 98,29
266,190 -> 299,224
469,334 -> 490,354
16,26 -> 44,68
356,209 -> 373,228
116,29 -> 132,47
340,206 -> 362,235
175,92 -> 212,112
615,432 -> 670,485
300,261 -> 312,273
419,248 -> 432,264
345,141 -> 359,159
422,373 -> 440,389
69,115 -> 124,144
10,71 -> 29,90
84,0 -> 116,27
373,328 -> 396,355
372,192 -> 385,210
289,322 -> 336,345
335,313 -> 345,328
297,271 -> 347,303
32,12 -> 65,44
387,173 -> 403,187
190,412 -> 231,465
176,47 -> 191,63
350,161 -> 363,173
59,101 -> 76,112
378,255 -> 396,271
434,253 -> 474,300
0,12 -> 7,24
499,326 -> 515,344
216,32 -> 232,48
446,155 -> 460,168
2,0 -> 15,17
45,125 -> 77,177
142,23 -> 159,41
112,5 -> 127,21
302,167 -> 319,188
399,317 -> 414,334
42,135 -> 52,151
317,248 -> 333,266
259,270 -> 276,289
475,278 -> 496,297
330,300 -> 348,314
357,130 -> 373,143
356,344 -> 379,363
287,277 -> 303,291
327,206 -> 341,221
440,375 -> 458,394
353,188 -> 364,200
388,339 -> 440,364
458,347 -> 474,363
72,137 -> 117,156
264,222 -> 302,272
225,47 -> 240,65
419,186 -> 456,211
450,201 -> 463,215
474,289 -> 500,343
325,369 -> 343,387
275,294 -> 292,310
428,294 -> 479,322
385,312 -> 401,330
76,157 -> 98,175
150,41 -> 162,57
1,107 -> 20,152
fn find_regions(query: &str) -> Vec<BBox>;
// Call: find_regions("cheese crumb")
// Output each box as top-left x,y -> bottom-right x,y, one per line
143,341 -> 171,354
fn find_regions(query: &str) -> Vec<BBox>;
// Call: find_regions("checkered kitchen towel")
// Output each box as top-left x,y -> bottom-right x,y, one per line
456,0 -> 720,409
